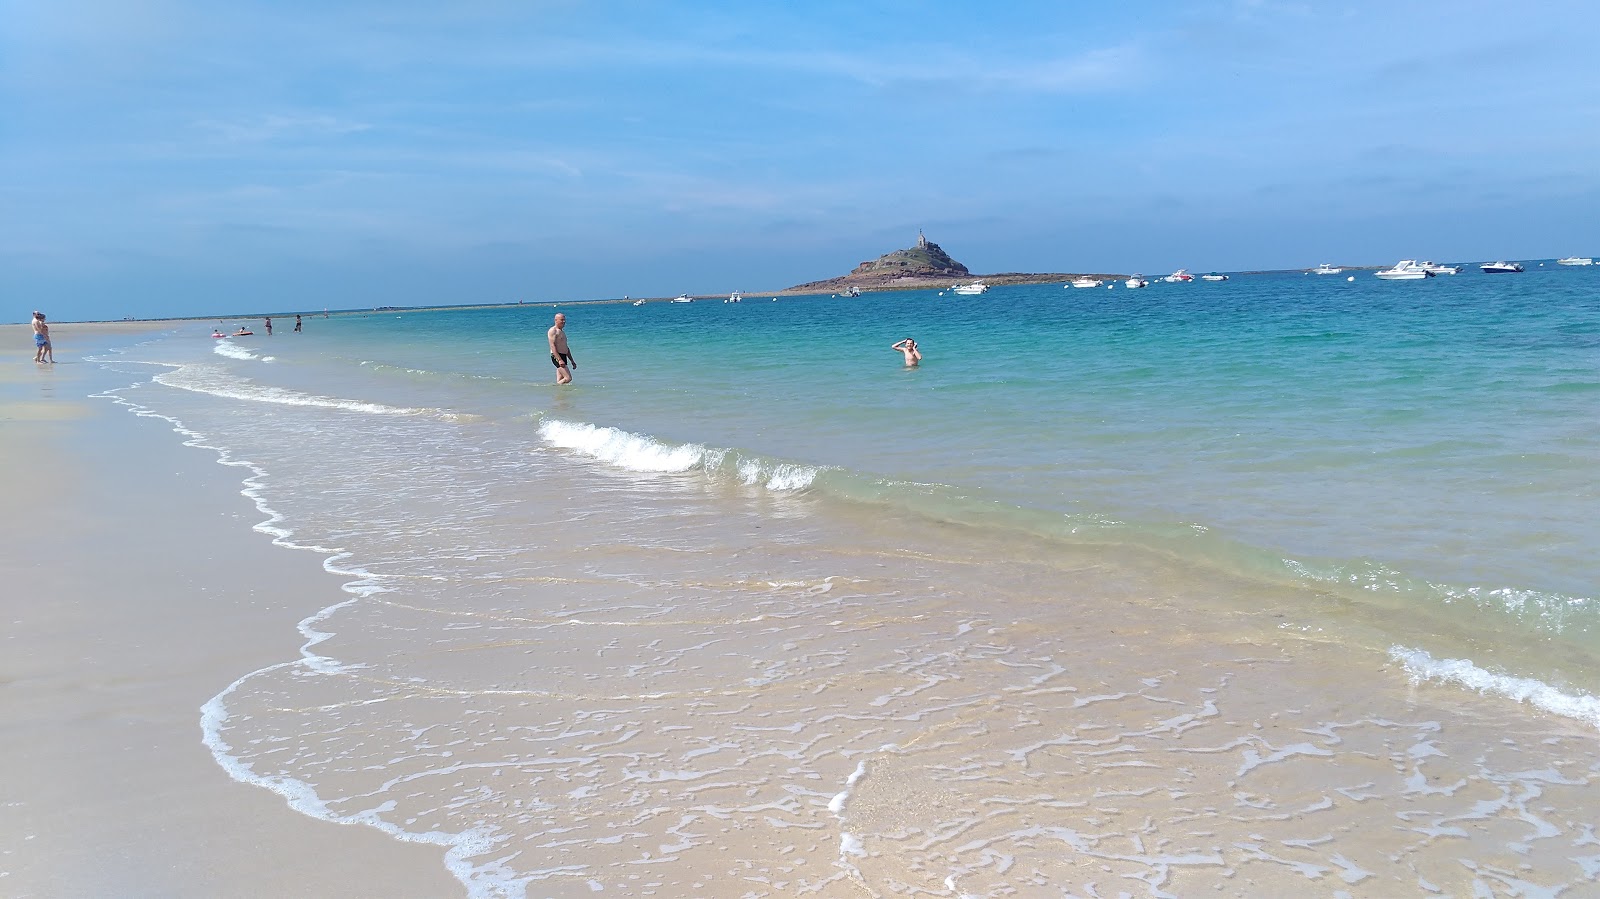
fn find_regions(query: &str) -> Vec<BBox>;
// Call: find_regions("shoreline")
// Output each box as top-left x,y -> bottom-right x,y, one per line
0,334 -> 458,896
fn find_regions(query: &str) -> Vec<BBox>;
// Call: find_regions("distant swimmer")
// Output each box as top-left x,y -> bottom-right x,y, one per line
32,311 -> 52,363
293,314 -> 303,333
891,337 -> 922,367
548,312 -> 576,385
264,317 -> 273,336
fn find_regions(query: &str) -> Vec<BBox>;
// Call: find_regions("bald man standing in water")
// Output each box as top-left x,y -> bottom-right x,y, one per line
548,313 -> 576,384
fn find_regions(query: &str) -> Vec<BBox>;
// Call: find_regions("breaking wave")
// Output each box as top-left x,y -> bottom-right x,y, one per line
537,418 -> 826,491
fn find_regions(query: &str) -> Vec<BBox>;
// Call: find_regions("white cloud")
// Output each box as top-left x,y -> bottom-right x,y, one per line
193,114 -> 372,144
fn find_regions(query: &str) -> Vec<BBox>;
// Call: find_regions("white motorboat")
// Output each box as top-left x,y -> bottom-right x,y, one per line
671,294 -> 694,303
1124,275 -> 1149,289
1068,277 -> 1103,289
951,281 -> 990,295
1557,256 -> 1594,266
631,299 -> 645,306
1163,269 -> 1194,283
1200,273 -> 1228,282
1375,260 -> 1433,280
726,291 -> 742,303
1480,261 -> 1524,274
1419,261 -> 1461,275
1312,263 -> 1343,275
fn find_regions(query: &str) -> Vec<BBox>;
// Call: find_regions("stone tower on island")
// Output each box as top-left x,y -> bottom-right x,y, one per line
784,230 -> 975,292
845,231 -> 970,279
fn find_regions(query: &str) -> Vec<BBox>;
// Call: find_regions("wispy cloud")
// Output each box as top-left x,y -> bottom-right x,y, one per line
490,38 -> 1151,95
192,114 -> 372,144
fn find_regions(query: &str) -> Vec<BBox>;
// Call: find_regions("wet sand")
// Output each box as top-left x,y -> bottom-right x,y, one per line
0,332 -> 457,896
7,322 -> 1599,897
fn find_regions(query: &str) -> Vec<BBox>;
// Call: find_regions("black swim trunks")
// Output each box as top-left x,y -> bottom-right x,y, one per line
551,352 -> 572,368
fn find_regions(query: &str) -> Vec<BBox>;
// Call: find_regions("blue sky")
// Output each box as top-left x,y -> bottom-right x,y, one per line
5,1 -> 1599,320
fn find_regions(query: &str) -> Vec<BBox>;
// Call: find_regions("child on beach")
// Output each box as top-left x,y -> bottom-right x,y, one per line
891,337 -> 921,367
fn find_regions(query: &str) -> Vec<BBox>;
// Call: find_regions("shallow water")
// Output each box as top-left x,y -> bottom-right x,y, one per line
92,265 -> 1600,896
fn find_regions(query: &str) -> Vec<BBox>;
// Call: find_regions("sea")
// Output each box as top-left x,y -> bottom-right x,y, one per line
89,263 -> 1600,897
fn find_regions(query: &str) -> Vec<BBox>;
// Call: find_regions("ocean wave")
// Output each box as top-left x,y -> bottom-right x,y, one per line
1391,646 -> 1600,731
155,362 -> 436,417
358,359 -> 503,383
1287,557 -> 1595,638
212,340 -> 261,361
537,418 -> 825,490
535,417 -> 1600,670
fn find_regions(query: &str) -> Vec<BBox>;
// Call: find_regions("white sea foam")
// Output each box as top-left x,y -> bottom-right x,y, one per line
539,419 -> 705,472
537,418 -> 823,490
155,363 -> 430,416
828,760 -> 869,816
211,339 -> 260,361
1390,646 -> 1600,730
93,377 -> 532,899
201,670 -> 524,899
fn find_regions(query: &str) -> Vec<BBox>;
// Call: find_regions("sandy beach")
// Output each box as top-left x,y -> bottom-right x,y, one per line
1,326 -> 456,897
8,301 -> 1600,897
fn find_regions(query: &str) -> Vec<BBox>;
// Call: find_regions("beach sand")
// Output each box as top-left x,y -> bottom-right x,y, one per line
1,330 -> 457,897
8,320 -> 1600,897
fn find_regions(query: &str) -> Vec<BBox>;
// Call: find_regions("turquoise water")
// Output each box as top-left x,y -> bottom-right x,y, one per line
87,262 -> 1600,895
299,266 -> 1600,650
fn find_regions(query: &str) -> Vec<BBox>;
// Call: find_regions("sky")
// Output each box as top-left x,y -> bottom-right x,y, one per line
4,0 -> 1600,321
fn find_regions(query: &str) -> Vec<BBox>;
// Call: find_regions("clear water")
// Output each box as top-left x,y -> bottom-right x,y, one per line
89,262 -> 1600,896
282,267 -> 1600,654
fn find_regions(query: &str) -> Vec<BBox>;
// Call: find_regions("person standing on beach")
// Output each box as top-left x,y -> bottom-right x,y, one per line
32,311 -> 52,363
891,337 -> 922,367
293,314 -> 302,333
264,317 -> 273,336
548,313 -> 576,384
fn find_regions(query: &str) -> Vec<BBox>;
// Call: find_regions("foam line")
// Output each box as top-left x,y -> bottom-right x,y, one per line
1391,646 -> 1600,730
91,375 -> 532,898
537,418 -> 823,491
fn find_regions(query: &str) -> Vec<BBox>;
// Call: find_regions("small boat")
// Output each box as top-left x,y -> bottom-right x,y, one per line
1557,256 -> 1594,266
1163,269 -> 1194,283
726,291 -> 742,304
1480,261 -> 1524,274
1124,275 -> 1149,289
1419,261 -> 1461,275
951,282 -> 990,295
1375,260 -> 1433,280
1200,273 -> 1229,282
1068,277 -> 1103,289
1312,263 -> 1343,275
632,299 -> 645,306
671,294 -> 693,303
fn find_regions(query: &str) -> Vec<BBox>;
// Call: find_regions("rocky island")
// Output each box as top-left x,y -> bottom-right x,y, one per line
784,231 -> 1121,294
